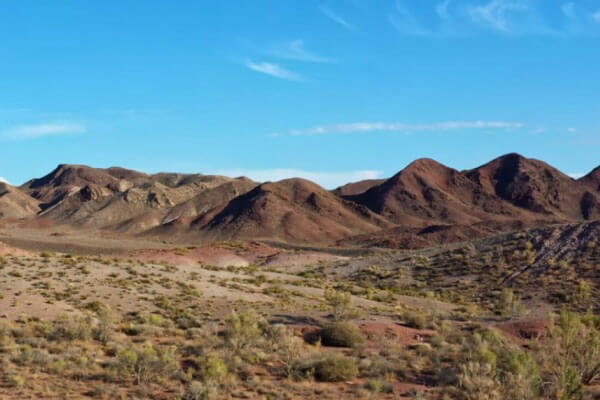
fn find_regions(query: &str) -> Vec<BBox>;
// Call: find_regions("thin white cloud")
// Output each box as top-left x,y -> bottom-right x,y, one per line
0,177 -> 8,184
388,1 -> 599,37
214,168 -> 382,189
467,0 -> 528,32
389,1 -> 434,36
2,122 -> 86,140
269,40 -> 334,63
319,5 -> 357,32
244,60 -> 302,81
567,172 -> 585,179
274,121 -> 524,137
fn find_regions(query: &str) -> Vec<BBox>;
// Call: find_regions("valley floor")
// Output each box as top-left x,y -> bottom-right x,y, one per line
0,226 -> 599,399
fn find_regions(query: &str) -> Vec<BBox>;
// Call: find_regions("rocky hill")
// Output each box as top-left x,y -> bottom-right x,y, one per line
2,154 -> 599,247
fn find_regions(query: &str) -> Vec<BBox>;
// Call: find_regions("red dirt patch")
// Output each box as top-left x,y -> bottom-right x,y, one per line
359,322 -> 434,347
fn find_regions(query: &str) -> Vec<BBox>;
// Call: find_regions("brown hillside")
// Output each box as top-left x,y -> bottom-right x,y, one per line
4,155 -> 599,247
349,154 -> 600,231
580,166 -> 600,192
196,178 -> 394,244
347,158 -> 527,226
21,164 -> 138,209
161,178 -> 257,224
333,179 -> 385,196
22,164 -> 253,234
0,182 -> 40,219
465,153 -> 600,220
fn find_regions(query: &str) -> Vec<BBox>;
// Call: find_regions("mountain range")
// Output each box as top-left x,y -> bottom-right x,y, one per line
1,153 -> 599,248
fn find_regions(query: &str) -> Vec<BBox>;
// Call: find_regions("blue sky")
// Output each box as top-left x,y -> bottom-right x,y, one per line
1,0 -> 599,188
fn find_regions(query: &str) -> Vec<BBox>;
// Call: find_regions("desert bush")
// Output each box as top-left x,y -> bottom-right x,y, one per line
266,324 -> 304,377
112,343 -> 178,384
498,288 -> 526,317
537,310 -> 600,399
92,303 -> 114,345
446,328 -> 541,400
401,310 -> 428,329
46,314 -> 93,342
7,374 -> 25,388
223,309 -> 267,362
313,353 -> 359,382
364,378 -> 394,394
320,322 -> 365,348
184,381 -> 218,400
200,353 -> 228,383
324,288 -> 355,321
571,280 -> 594,310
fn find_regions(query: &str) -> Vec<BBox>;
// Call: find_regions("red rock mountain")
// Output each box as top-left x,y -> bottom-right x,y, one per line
347,154 -> 600,230
464,153 -> 598,220
2,154 -> 599,247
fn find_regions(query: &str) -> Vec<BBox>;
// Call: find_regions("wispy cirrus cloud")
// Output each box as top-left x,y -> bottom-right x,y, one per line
319,5 -> 357,32
389,1 -> 435,36
390,0 -> 600,37
467,0 -> 528,32
244,60 -> 302,81
269,40 -> 334,63
272,120 -> 525,137
213,168 -> 382,189
2,122 -> 86,140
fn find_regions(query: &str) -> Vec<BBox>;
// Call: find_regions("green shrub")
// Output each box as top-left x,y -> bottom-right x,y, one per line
46,314 -> 93,341
7,374 -> 25,388
92,303 -> 114,345
498,288 -> 526,317
537,310 -> 600,399
320,322 -> 365,348
324,288 -> 354,321
224,309 -> 267,362
445,328 -> 541,400
314,353 -> 359,382
201,353 -> 228,382
401,310 -> 428,329
112,344 -> 178,384
184,381 -> 217,400
265,324 -> 303,377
